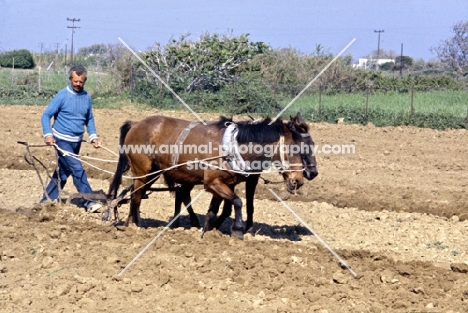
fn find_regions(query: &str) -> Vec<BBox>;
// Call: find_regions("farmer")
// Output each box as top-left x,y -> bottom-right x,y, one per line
39,65 -> 102,213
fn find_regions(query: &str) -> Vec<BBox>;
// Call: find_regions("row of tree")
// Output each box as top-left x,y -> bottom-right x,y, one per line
1,21 -> 467,89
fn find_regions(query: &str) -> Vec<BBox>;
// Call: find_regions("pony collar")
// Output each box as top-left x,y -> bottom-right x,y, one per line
222,123 -> 251,175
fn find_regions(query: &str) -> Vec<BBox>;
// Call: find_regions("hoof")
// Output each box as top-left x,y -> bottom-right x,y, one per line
246,227 -> 255,236
190,219 -> 201,229
201,224 -> 211,238
231,227 -> 244,240
170,219 -> 180,229
115,225 -> 127,231
203,212 -> 216,231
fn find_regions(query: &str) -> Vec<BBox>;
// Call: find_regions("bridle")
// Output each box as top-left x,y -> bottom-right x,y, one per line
286,123 -> 316,172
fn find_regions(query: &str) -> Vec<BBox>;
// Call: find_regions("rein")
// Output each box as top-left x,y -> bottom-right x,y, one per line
23,128 -> 306,201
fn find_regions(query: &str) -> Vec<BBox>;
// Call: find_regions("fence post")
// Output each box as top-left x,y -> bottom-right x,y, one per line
159,81 -> 163,107
318,82 -> 322,120
465,86 -> 468,124
129,64 -> 133,103
365,84 -> 369,124
11,58 -> 15,86
410,84 -> 414,120
97,72 -> 102,95
465,105 -> 468,124
38,66 -> 42,92
196,81 -> 200,107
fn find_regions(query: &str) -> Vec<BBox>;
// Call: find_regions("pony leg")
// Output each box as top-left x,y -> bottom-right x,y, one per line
173,185 -> 185,228
202,196 -> 223,237
213,186 -> 234,229
174,184 -> 199,228
230,196 -> 244,239
183,187 -> 200,228
126,180 -> 145,227
212,200 -> 232,230
204,180 -> 244,239
245,175 -> 260,235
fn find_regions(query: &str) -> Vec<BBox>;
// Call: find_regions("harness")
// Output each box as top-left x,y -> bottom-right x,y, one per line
171,121 -> 200,168
170,120 -> 299,176
222,122 -> 251,175
222,122 -> 296,175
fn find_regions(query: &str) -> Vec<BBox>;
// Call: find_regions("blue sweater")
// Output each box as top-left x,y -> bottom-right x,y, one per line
41,85 -> 98,142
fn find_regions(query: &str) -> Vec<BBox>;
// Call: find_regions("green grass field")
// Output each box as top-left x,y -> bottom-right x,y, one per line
1,68 -> 467,127
0,67 -> 122,106
283,90 -> 468,119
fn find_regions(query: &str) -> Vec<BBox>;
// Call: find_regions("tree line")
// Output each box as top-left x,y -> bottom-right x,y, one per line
1,21 -> 467,107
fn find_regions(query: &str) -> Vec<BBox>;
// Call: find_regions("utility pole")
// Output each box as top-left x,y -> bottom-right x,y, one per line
67,18 -> 81,65
54,43 -> 60,54
374,30 -> 384,60
400,43 -> 404,77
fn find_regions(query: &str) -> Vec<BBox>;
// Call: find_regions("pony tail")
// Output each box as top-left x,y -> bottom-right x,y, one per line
107,121 -> 133,199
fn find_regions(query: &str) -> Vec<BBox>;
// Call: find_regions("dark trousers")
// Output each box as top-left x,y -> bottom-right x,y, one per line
40,138 -> 94,209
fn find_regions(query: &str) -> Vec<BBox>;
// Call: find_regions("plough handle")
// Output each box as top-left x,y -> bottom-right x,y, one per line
17,141 -> 49,148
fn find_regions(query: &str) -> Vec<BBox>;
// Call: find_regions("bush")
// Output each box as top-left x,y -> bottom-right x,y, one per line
0,49 -> 36,69
0,86 -> 57,100
133,71 -> 277,114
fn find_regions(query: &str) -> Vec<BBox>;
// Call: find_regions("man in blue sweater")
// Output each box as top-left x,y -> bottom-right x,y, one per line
40,65 -> 102,213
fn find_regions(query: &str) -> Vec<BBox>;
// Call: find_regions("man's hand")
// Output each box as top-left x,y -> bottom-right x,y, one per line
44,136 -> 55,146
91,139 -> 101,148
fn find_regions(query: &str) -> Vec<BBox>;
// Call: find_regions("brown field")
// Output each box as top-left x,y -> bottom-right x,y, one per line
1,105 -> 467,312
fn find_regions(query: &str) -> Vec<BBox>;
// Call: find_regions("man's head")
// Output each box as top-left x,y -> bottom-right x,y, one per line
69,65 -> 87,93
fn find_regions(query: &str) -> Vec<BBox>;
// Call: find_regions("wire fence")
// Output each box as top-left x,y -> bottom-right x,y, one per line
127,73 -> 468,122
0,67 -> 116,104
1,67 -> 467,129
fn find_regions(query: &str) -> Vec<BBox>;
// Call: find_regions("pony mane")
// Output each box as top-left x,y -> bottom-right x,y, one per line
217,116 -> 283,144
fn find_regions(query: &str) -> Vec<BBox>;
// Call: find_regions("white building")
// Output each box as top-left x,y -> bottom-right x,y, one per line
353,58 -> 395,69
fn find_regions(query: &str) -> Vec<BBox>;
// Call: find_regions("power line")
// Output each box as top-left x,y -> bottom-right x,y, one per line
67,18 -> 81,65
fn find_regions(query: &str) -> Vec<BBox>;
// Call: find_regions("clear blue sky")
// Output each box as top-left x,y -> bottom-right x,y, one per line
1,0 -> 467,61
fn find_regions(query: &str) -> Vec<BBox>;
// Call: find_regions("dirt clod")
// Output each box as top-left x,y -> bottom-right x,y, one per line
1,106 -> 468,312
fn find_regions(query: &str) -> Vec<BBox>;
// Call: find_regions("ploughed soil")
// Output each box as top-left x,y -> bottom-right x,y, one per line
0,105 -> 467,312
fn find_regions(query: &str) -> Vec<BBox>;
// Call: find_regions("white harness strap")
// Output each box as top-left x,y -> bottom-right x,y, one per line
222,123 -> 251,175
221,124 -> 303,174
171,121 -> 200,168
273,135 -> 302,171
272,135 -> 288,172
279,135 -> 285,166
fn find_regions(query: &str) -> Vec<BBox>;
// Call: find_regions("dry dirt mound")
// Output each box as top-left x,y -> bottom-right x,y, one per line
1,105 -> 468,312
1,203 -> 468,313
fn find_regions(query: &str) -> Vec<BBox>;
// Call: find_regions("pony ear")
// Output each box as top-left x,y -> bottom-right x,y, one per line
292,112 -> 306,125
